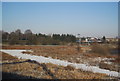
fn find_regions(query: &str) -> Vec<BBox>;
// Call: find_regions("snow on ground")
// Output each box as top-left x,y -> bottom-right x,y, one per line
1,49 -> 119,77
93,57 -> 115,62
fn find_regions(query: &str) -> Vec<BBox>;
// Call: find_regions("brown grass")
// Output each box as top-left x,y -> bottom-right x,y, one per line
64,65 -> 75,71
112,58 -> 120,63
45,63 -> 109,79
2,45 -> 84,54
2,45 -> 35,50
90,44 -> 110,56
3,45 -> 117,65
2,52 -> 18,61
1,53 -> 113,79
1,45 -> 118,79
1,45 -> 118,78
99,62 -> 118,71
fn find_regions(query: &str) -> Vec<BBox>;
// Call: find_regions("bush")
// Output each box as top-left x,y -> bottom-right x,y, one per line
91,44 -> 110,55
64,65 -> 75,71
22,51 -> 32,54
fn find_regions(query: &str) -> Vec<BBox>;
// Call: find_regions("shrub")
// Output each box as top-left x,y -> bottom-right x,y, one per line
64,65 -> 75,71
91,44 -> 110,55
22,51 -> 32,54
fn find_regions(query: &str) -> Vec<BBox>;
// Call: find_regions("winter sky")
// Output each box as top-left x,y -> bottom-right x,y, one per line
1,1 -> 119,38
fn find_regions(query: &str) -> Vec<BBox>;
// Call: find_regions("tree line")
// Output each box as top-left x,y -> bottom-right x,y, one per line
2,29 -> 76,45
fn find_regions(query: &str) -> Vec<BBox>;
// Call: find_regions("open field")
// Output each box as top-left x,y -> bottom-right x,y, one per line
1,52 -> 116,79
1,45 -> 119,79
2,1 -> 119,80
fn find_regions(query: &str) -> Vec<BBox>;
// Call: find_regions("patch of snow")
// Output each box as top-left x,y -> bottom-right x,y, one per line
102,58 -> 115,61
104,62 -> 113,65
93,57 -> 115,62
93,57 -> 101,62
26,50 -> 33,52
1,49 -> 119,77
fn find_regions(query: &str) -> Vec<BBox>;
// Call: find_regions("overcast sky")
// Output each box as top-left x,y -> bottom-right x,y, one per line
2,2 -> 118,38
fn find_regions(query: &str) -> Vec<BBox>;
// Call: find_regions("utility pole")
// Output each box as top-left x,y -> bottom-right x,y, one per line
77,34 -> 81,51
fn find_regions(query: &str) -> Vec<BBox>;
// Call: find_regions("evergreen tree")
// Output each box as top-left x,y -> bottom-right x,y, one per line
102,36 -> 106,43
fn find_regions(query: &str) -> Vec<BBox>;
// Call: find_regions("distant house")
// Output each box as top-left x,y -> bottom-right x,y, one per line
76,37 -> 102,45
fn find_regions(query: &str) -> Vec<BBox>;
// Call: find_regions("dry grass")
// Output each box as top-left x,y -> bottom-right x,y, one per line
1,53 -> 115,79
29,46 -> 86,63
35,46 -> 79,55
45,63 -> 109,79
2,45 -> 43,50
2,62 -> 52,79
99,62 -> 118,71
90,44 -> 111,56
2,45 -> 83,54
2,45 -> 118,66
1,45 -> 119,79
2,60 -> 109,79
2,53 -> 52,79
111,58 -> 120,63
2,52 -> 18,61
64,65 -> 75,71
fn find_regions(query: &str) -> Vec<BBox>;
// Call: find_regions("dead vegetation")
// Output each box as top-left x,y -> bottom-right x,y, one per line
2,45 -> 118,67
44,63 -> 110,79
99,62 -> 118,71
1,45 -> 119,79
22,51 -> 32,54
64,65 -> 75,71
2,45 -> 35,50
1,52 -> 18,61
90,44 -> 110,56
2,52 -> 115,79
